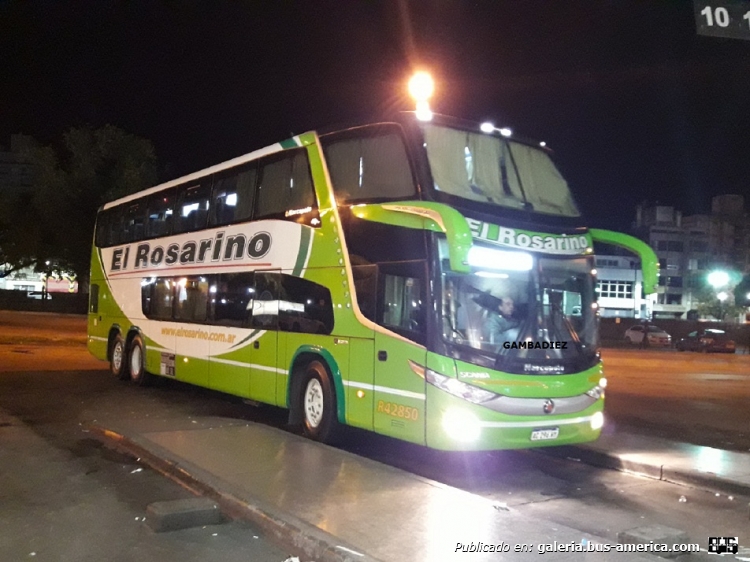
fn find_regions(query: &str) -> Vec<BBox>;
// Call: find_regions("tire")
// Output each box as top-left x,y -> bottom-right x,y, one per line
127,334 -> 151,386
110,333 -> 128,380
299,360 -> 341,444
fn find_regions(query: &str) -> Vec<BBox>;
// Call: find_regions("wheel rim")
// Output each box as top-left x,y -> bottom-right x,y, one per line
130,345 -> 142,378
304,378 -> 324,429
112,341 -> 123,372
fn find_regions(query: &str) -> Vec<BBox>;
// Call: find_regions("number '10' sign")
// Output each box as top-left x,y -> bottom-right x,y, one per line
694,0 -> 750,40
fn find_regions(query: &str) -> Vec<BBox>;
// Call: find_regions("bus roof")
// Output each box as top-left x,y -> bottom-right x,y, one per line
101,134 -> 309,211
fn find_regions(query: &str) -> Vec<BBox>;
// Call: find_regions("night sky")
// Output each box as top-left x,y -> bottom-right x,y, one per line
2,0 -> 749,232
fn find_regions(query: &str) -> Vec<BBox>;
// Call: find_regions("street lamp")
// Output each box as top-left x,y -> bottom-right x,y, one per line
707,270 -> 729,289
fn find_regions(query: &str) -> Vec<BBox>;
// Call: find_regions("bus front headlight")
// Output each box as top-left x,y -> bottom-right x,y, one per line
590,411 -> 604,431
425,369 -> 496,404
442,408 -> 481,442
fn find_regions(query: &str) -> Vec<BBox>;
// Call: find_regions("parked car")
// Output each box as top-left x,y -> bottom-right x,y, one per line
676,329 -> 736,353
623,324 -> 672,347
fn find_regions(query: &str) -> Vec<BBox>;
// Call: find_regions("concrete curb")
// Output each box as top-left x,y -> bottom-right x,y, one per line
537,444 -> 750,498
87,424 -> 384,562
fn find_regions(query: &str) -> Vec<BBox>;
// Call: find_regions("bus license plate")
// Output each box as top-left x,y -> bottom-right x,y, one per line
530,428 -> 559,441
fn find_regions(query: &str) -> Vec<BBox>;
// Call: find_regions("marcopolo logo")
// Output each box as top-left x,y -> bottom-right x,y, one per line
466,219 -> 591,255
110,231 -> 272,273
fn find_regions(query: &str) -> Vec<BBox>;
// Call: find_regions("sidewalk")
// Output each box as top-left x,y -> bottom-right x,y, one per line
542,432 -> 750,498
89,418 -> 712,562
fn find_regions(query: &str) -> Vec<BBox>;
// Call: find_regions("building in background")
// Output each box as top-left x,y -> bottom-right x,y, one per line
631,195 -> 750,320
594,255 -> 653,319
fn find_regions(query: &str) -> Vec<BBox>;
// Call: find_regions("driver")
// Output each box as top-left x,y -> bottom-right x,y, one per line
487,297 -> 520,344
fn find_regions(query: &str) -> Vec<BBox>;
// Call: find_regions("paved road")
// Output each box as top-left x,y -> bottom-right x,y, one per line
0,312 -> 303,562
602,349 -> 750,451
2,311 -> 749,559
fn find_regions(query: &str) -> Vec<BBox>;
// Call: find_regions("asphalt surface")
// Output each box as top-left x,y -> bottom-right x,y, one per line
0,313 -> 750,562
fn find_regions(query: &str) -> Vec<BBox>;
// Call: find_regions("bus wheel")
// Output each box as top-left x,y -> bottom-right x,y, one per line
128,335 -> 151,386
110,333 -> 128,380
300,360 -> 340,444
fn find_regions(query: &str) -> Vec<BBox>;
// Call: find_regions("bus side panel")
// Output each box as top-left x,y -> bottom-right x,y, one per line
250,330 -> 278,405
373,332 -> 426,445
209,331 -> 252,399
345,337 -> 374,430
175,327 -> 209,387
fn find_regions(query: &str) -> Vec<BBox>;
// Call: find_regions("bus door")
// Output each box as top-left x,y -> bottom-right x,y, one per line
248,270 -> 281,405
373,263 -> 428,445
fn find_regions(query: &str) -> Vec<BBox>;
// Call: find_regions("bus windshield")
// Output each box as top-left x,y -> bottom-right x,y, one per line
420,122 -> 580,217
438,240 -> 598,373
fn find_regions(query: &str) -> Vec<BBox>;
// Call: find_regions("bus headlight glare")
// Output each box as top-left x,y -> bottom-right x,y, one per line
590,411 -> 604,431
442,408 -> 481,442
599,377 -> 607,389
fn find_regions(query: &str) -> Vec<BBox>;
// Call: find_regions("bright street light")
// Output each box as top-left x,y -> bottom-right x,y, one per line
707,270 -> 730,289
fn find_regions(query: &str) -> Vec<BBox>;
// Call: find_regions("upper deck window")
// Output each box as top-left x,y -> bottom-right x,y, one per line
255,149 -> 316,219
322,128 -> 416,204
421,123 -> 580,218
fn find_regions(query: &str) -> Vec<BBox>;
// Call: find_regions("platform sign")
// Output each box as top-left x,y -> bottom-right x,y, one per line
694,0 -> 750,40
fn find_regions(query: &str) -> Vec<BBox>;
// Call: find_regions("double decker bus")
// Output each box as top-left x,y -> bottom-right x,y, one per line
88,84 -> 657,451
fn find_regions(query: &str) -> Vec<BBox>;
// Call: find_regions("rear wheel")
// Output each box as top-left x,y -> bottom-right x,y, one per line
110,333 -> 128,380
299,360 -> 341,444
128,334 -> 151,386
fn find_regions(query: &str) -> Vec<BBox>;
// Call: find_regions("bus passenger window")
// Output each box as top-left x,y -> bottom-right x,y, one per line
250,272 -> 280,329
278,274 -> 334,334
323,131 -> 416,203
382,274 -> 424,334
143,278 -> 173,320
146,191 -> 175,238
210,165 -> 257,226
211,272 -> 254,327
174,183 -> 211,234
174,277 -> 209,322
255,150 -> 316,220
122,203 -> 145,243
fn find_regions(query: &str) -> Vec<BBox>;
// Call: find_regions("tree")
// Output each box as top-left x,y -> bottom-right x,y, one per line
0,125 -> 157,287
693,281 -> 744,322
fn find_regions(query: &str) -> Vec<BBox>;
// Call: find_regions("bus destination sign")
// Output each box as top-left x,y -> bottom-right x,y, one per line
694,0 -> 750,40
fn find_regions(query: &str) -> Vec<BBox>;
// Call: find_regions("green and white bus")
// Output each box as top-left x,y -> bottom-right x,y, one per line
87,111 -> 657,451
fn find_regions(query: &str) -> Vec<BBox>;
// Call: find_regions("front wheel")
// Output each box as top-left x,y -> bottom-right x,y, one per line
110,333 -> 128,380
128,334 -> 151,386
299,360 -> 341,444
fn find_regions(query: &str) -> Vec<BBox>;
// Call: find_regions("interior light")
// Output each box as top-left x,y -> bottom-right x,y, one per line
475,271 -> 509,279
226,193 -> 237,206
480,122 -> 495,134
467,246 -> 533,271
